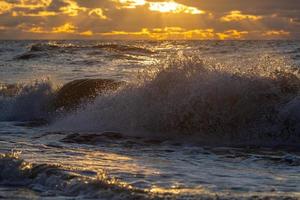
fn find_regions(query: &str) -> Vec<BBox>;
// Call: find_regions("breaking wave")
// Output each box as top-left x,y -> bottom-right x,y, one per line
2,54 -> 300,146
0,79 -> 57,122
52,55 -> 300,146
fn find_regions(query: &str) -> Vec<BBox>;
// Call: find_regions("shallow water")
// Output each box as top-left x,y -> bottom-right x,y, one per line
0,40 -> 300,199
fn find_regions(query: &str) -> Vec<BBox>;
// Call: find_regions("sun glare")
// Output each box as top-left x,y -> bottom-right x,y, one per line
149,1 -> 204,14
115,0 -> 204,14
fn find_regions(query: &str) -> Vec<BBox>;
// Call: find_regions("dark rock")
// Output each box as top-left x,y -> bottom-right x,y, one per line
52,79 -> 124,111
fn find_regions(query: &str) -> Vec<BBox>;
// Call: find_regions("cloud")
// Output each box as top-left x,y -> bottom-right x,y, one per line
89,8 -> 108,19
0,0 -> 299,39
52,23 -> 76,33
99,27 -> 249,40
114,0 -> 205,14
58,0 -> 87,16
0,1 -> 13,14
22,22 -> 93,36
262,30 -> 290,37
216,29 -> 248,39
114,0 -> 146,9
148,1 -> 205,14
221,11 -> 262,22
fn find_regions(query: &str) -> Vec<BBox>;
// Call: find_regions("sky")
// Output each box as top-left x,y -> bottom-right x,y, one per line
0,0 -> 300,40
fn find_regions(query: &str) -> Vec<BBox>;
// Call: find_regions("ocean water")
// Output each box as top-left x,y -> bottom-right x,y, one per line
0,40 -> 300,199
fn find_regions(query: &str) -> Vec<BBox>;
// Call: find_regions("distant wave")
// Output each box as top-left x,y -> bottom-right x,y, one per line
92,44 -> 155,54
15,42 -> 155,60
0,152 -> 151,199
30,42 -> 154,54
2,55 -> 300,146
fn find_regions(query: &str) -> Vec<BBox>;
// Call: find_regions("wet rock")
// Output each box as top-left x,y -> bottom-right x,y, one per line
53,79 -> 124,111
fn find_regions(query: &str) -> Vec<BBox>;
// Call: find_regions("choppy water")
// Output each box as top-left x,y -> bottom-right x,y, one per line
0,40 -> 300,199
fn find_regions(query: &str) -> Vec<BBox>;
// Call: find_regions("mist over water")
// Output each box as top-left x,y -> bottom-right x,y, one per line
0,40 -> 300,199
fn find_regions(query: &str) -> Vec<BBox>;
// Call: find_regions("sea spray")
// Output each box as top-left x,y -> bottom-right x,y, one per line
51,54 -> 300,145
0,79 -> 57,121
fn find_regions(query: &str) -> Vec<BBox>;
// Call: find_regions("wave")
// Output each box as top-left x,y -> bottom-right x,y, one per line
29,42 -> 154,54
0,78 -> 123,122
92,44 -> 155,54
0,79 -> 56,122
2,54 -> 300,146
51,55 -> 300,146
15,42 -> 155,60
0,152 -> 152,199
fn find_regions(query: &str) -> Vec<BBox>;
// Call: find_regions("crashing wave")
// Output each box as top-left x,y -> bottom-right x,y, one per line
0,79 -> 56,122
0,78 -> 123,122
2,54 -> 300,146
51,55 -> 300,146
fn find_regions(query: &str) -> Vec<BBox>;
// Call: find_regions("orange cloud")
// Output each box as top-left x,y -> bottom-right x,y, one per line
262,30 -> 290,37
221,11 -> 262,22
0,1 -> 13,14
100,27 -> 248,40
89,8 -> 108,19
1,0 -> 109,19
2,0 -> 51,11
59,0 -> 87,16
52,23 -> 77,33
116,0 -> 146,8
23,23 -> 93,36
217,30 -> 249,40
12,11 -> 57,17
80,30 -> 93,36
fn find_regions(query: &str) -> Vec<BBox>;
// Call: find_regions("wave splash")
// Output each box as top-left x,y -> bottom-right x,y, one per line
52,54 -> 300,145
0,79 -> 56,122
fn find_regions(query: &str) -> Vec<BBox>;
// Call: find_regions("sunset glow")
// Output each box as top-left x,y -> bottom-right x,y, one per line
0,0 -> 299,39
148,1 -> 205,14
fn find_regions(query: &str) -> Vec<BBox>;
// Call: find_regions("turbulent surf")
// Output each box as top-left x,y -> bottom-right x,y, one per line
0,40 -> 300,199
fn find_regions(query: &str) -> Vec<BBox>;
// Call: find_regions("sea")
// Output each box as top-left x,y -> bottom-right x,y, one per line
0,40 -> 300,199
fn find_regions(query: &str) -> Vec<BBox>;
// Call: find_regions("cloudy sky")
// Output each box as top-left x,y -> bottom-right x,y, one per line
0,0 -> 300,39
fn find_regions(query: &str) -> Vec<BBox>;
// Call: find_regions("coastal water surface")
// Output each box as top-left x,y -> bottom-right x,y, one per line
0,40 -> 300,199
